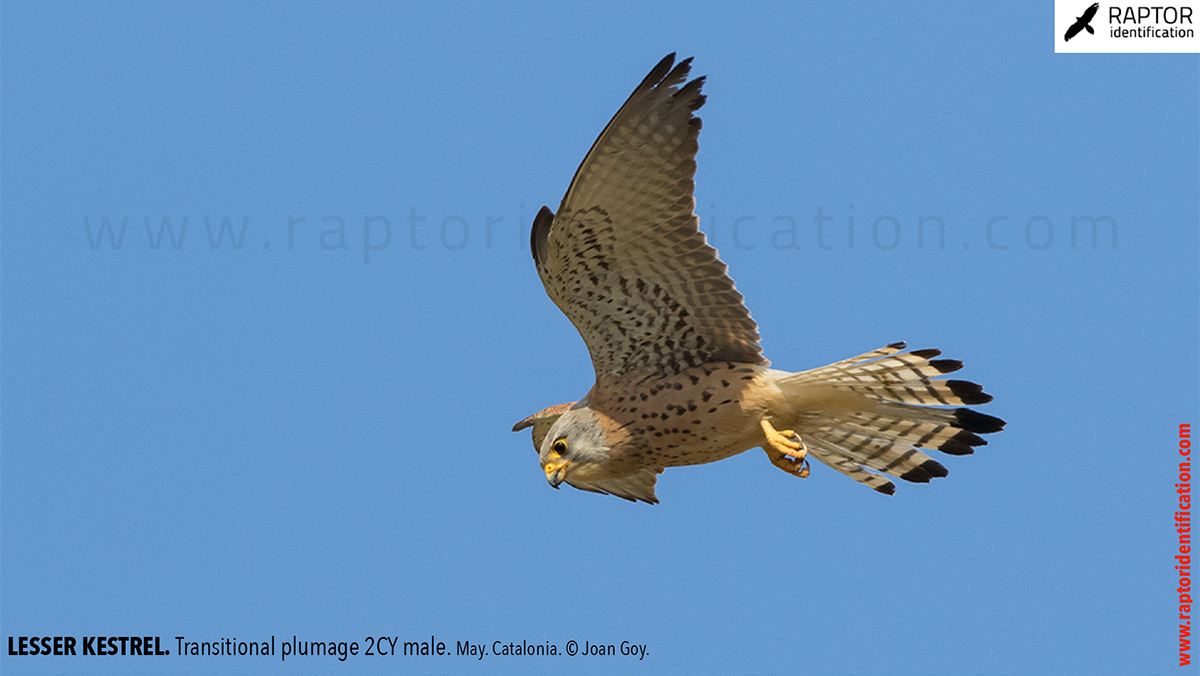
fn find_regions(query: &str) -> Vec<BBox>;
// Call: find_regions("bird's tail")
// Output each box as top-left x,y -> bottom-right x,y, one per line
1086,25 -> 1094,34
774,342 -> 1004,494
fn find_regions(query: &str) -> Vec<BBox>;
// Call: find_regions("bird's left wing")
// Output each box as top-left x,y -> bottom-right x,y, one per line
567,468 -> 663,504
511,402 -> 575,451
530,54 -> 766,381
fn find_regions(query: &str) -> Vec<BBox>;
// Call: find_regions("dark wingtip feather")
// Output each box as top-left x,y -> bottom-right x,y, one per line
928,358 -> 964,374
874,481 -> 897,495
886,341 -> 907,350
656,54 -> 694,93
955,408 -> 1007,434
947,380 -> 994,405
641,53 -> 677,89
910,348 -> 942,359
668,55 -> 693,81
676,75 -> 706,111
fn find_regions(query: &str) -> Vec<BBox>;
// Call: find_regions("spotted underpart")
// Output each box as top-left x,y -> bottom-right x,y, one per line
589,362 -> 772,475
514,54 -> 1006,503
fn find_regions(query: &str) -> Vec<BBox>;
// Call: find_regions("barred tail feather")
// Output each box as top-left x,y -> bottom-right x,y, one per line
778,342 -> 1005,494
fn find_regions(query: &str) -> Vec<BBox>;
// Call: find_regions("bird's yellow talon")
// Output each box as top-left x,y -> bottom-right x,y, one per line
760,418 -> 807,459
764,446 -> 811,479
761,418 -> 810,480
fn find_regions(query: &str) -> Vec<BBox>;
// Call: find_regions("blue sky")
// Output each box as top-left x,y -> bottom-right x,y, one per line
2,2 -> 1196,674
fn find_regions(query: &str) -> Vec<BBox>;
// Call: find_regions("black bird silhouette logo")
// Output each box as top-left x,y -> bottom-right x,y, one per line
1065,2 -> 1100,41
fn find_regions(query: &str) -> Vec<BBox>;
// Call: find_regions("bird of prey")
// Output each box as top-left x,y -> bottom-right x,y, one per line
1065,3 -> 1099,41
513,54 -> 1004,503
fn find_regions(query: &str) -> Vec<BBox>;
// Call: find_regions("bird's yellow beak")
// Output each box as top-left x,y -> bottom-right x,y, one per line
544,460 -> 569,488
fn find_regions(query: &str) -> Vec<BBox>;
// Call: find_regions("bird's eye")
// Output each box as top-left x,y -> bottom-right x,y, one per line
551,439 -> 568,457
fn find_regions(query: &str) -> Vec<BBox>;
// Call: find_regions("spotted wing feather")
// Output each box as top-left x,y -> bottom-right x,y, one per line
531,54 -> 764,380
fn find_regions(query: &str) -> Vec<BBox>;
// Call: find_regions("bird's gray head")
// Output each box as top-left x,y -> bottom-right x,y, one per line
539,406 -> 611,489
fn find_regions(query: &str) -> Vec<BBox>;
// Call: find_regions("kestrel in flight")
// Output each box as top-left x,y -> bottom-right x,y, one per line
513,54 -> 1005,503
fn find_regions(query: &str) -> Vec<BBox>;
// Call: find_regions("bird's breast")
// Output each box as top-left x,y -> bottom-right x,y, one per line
592,362 -> 780,471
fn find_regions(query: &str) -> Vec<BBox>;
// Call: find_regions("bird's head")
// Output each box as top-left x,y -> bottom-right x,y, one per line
537,406 -> 611,489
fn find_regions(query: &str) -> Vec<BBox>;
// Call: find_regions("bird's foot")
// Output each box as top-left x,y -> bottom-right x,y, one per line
760,418 -> 808,460
764,446 -> 810,478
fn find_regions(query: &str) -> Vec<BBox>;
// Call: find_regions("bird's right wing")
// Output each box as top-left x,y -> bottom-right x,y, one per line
530,54 -> 766,381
